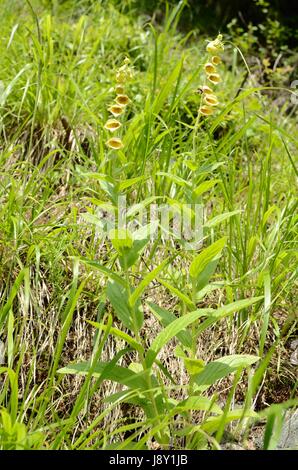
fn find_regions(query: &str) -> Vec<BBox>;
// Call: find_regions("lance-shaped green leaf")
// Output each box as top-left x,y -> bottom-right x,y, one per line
157,279 -> 195,310
172,396 -> 223,415
204,211 -> 241,228
87,320 -> 144,355
193,180 -> 219,198
120,222 -> 158,269
202,408 -> 258,434
145,309 -> 211,368
196,296 -> 263,336
194,354 -> 259,390
129,259 -> 168,307
58,361 -> 148,389
147,302 -> 193,348
175,346 -> 205,375
189,237 -> 227,281
79,259 -> 126,286
107,280 -> 143,330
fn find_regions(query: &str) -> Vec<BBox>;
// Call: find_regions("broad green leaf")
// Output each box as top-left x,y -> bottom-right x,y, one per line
193,180 -> 219,198
184,358 -> 205,376
120,223 -> 158,269
202,408 -> 258,434
98,179 -> 118,203
104,389 -> 152,411
197,161 -> 225,175
174,425 -> 209,449
174,346 -> 205,375
109,228 -> 133,253
158,279 -> 195,309
147,302 -> 192,348
263,412 -> 284,450
204,211 -> 241,228
107,280 -> 143,330
196,296 -> 263,336
104,373 -> 165,421
196,258 -> 219,292
122,239 -> 148,268
129,259 -> 168,307
156,172 -> 191,188
173,396 -> 222,415
107,281 -> 131,329
79,259 -> 126,286
195,354 -> 259,389
119,238 -> 149,269
189,237 -> 227,281
145,309 -> 212,368
132,221 -> 159,241
211,297 -> 263,318
105,388 -> 165,422
119,176 -> 147,191
87,320 -> 144,354
57,361 -> 148,389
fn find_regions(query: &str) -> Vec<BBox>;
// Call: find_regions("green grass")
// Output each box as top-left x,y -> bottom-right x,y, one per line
0,0 -> 297,450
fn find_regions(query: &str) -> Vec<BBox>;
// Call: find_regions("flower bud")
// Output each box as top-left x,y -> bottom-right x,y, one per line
206,34 -> 224,54
115,85 -> 125,95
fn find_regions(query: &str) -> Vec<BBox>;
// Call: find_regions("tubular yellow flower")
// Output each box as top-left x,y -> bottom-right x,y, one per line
204,63 -> 217,74
108,105 -> 125,117
204,94 -> 219,106
116,62 -> 134,83
201,85 -> 214,94
206,42 -> 218,54
199,105 -> 213,116
104,119 -> 122,132
207,73 -> 221,84
115,84 -> 125,95
116,70 -> 126,83
106,137 -> 124,150
206,34 -> 224,54
197,35 -> 224,118
212,55 -> 222,65
115,94 -> 130,106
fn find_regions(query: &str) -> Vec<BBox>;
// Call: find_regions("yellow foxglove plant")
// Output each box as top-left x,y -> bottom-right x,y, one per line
198,34 -> 224,116
104,57 -> 133,150
104,119 -> 122,132
105,137 -> 124,150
